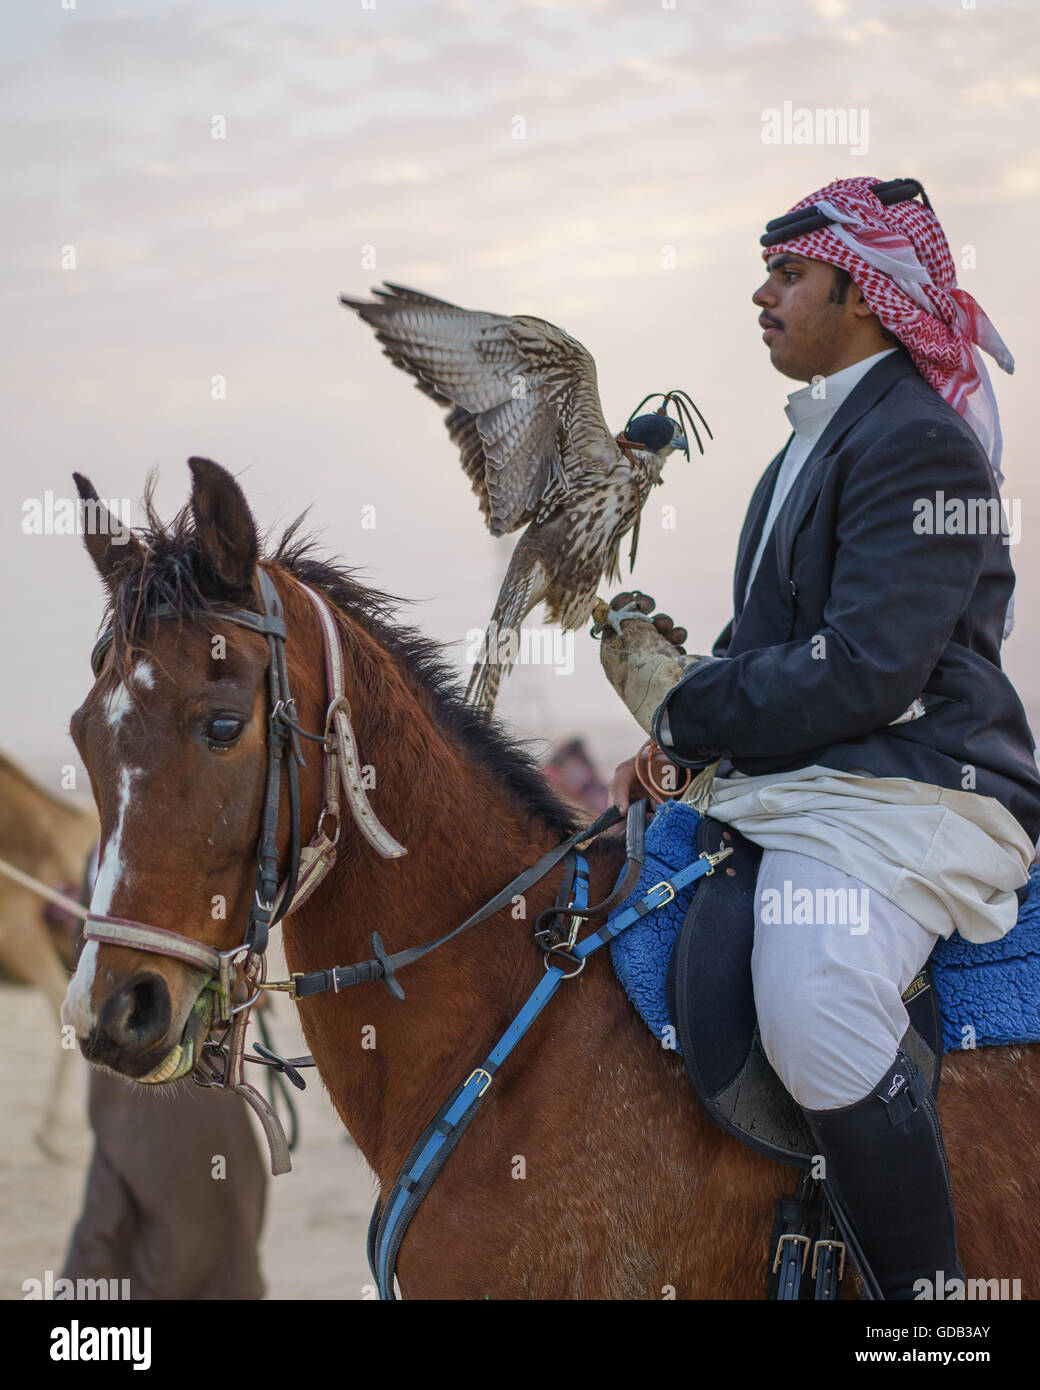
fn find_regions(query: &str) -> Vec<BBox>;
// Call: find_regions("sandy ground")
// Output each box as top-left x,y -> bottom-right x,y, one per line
0,954 -> 378,1301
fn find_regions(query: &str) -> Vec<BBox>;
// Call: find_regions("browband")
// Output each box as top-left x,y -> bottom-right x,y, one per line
89,601 -> 286,677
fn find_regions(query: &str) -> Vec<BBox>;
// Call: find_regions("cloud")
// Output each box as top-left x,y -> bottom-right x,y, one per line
3,0 -> 1040,772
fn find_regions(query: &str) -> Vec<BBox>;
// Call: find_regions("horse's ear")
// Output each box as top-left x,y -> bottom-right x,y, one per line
72,473 -> 143,591
188,457 -> 258,597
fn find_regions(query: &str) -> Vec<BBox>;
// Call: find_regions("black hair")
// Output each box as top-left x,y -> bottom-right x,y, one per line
829,267 -> 897,343
829,267 -> 853,304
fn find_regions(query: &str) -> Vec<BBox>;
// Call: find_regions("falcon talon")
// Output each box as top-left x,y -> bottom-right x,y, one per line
605,602 -> 658,639
589,599 -> 612,639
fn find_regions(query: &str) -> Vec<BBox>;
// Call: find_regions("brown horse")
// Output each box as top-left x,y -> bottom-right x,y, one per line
61,459 -> 1040,1298
0,751 -> 97,1156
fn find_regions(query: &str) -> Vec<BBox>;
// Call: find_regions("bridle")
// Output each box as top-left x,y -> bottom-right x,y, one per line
81,563 -> 647,1177
82,566 -> 406,1171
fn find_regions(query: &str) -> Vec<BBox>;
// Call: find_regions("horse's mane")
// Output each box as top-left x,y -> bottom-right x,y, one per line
99,482 -> 580,839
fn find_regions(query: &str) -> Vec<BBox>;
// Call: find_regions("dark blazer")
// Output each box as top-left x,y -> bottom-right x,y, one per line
653,348 -> 1040,847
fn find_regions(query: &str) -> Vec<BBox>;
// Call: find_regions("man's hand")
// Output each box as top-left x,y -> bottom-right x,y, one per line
608,755 -> 646,815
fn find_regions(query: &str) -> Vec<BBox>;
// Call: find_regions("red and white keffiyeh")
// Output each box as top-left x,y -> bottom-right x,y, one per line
763,176 -> 1014,486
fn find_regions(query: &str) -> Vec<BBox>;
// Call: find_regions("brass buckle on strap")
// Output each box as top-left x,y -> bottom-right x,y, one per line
699,846 -> 734,875
466,1068 -> 494,1098
257,973 -> 304,1000
811,1239 -> 846,1281
648,880 -> 676,906
772,1233 -> 812,1275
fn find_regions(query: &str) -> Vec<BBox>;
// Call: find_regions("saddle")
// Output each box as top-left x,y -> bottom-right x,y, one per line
664,815 -> 943,1169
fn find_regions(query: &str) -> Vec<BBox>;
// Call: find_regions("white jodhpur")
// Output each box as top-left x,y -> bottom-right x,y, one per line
751,848 -> 939,1111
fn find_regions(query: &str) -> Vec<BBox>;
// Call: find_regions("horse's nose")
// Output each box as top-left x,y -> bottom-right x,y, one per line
95,971 -> 172,1058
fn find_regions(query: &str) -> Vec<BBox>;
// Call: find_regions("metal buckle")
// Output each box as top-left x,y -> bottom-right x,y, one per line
257,973 -> 304,1000
811,1239 -> 846,1281
699,846 -> 734,875
561,911 -> 583,952
533,877 -> 586,954
772,1233 -> 812,1275
648,880 -> 676,906
466,1068 -> 493,1098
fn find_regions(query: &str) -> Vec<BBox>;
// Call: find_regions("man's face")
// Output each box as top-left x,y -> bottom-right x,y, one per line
752,253 -> 860,381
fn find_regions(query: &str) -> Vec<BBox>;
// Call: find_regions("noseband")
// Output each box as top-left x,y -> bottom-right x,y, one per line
82,567 -> 406,1171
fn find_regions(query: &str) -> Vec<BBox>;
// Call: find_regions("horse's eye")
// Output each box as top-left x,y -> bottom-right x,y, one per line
206,716 -> 244,746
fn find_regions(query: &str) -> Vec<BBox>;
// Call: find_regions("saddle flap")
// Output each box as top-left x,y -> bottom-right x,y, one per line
666,818 -> 761,1096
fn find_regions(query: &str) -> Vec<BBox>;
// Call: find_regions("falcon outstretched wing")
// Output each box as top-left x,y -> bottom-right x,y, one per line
340,283 -> 621,536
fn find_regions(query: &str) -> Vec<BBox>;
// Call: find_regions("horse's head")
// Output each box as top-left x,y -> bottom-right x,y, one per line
62,455 -> 581,1115
62,458 -> 335,1083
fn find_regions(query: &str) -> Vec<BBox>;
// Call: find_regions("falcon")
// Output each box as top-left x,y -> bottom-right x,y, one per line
340,282 -> 710,714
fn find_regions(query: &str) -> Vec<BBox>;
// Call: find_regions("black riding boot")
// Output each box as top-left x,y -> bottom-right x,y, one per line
802,1049 -> 964,1300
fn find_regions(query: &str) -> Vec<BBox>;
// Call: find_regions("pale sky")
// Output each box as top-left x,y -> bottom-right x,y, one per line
3,0 -> 1038,793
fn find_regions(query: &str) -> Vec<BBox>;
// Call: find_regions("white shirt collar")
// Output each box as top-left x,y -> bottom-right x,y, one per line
784,348 -> 896,441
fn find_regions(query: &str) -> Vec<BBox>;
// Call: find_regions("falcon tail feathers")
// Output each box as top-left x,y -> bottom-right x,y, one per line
463,565 -> 544,715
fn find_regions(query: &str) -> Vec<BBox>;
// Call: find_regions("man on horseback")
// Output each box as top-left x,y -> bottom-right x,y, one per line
606,176 -> 1040,1299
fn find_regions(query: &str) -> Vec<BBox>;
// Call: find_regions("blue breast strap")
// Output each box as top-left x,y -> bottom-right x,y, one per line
366,848 -> 722,1299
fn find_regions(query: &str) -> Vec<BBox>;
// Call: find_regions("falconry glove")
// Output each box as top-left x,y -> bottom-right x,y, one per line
594,594 -> 712,735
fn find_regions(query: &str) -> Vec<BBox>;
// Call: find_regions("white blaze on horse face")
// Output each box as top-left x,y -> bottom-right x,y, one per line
103,680 -> 132,728
90,765 -> 138,915
103,661 -> 155,727
61,764 -> 140,1036
61,940 -> 100,1036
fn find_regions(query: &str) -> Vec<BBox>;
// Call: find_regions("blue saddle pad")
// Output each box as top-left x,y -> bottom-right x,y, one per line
608,801 -> 1040,1054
